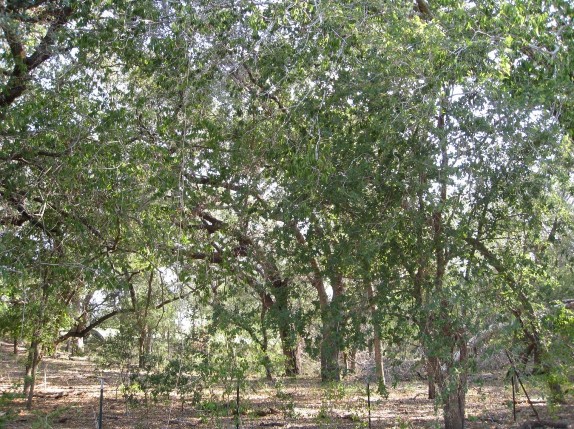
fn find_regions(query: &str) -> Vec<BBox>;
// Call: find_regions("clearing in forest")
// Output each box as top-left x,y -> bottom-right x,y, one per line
0,343 -> 572,429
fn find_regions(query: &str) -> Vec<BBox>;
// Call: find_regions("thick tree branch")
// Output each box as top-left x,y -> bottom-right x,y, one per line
0,148 -> 70,163
240,64 -> 288,115
414,0 -> 432,19
292,224 -> 329,307
0,4 -> 73,109
0,20 -> 27,66
6,1 -> 53,13
55,308 -> 134,344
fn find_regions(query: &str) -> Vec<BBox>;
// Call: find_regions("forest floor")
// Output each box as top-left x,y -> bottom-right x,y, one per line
0,342 -> 572,429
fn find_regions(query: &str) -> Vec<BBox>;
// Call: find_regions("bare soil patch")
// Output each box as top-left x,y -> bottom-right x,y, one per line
1,343 -> 571,428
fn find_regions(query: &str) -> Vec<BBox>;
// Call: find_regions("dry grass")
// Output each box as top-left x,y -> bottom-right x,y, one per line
0,343 -> 571,428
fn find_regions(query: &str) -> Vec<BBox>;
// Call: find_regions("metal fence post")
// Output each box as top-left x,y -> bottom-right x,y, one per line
98,379 -> 103,429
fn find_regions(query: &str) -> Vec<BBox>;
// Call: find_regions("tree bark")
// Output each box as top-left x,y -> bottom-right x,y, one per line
25,340 -> 42,409
293,225 -> 345,382
443,385 -> 466,429
426,356 -> 438,400
138,324 -> 150,369
272,280 -> 300,376
320,273 -> 345,382
343,348 -> 356,374
442,340 -> 468,429
246,248 -> 300,377
134,271 -> 154,369
366,282 -> 385,387
260,298 -> 274,381
23,270 -> 50,409
71,291 -> 92,356
279,329 -> 300,376
320,316 -> 340,382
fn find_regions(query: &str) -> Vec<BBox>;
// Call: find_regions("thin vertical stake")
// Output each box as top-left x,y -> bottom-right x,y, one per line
98,379 -> 103,429
367,382 -> 372,429
510,372 -> 516,421
236,380 -> 240,429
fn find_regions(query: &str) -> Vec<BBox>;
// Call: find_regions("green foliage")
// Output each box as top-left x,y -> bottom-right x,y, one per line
0,388 -> 24,429
137,357 -> 204,408
2,2 -> 574,427
30,406 -> 70,429
271,380 -> 298,418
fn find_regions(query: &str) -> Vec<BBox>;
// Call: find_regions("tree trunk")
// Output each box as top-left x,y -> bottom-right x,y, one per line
443,382 -> 466,429
261,335 -> 274,382
73,337 -> 84,356
320,324 -> 340,382
262,357 -> 273,380
320,282 -> 345,381
260,301 -> 274,381
274,285 -> 300,377
373,336 -> 384,384
293,225 -> 341,381
347,348 -> 356,374
426,356 -> 438,400
138,324 -> 152,369
25,340 -> 42,409
23,348 -> 33,396
24,276 -> 49,409
439,325 -> 468,429
13,337 -> 18,355
366,282 -> 385,388
280,332 -> 300,377
262,352 -> 273,381
72,292 -> 91,356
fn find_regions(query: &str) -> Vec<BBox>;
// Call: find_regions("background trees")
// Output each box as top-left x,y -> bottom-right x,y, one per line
1,1 -> 573,427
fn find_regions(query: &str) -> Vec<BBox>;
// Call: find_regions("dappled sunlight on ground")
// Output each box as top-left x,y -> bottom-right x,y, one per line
1,342 -> 572,428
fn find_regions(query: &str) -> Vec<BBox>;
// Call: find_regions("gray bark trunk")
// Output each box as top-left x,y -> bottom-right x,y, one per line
443,383 -> 466,429
25,340 -> 41,409
366,282 -> 385,387
320,324 -> 340,382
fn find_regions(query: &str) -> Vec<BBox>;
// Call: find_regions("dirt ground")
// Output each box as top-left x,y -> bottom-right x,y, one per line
0,342 -> 571,428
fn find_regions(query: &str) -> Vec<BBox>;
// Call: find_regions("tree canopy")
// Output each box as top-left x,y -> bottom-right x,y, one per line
1,1 -> 573,427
